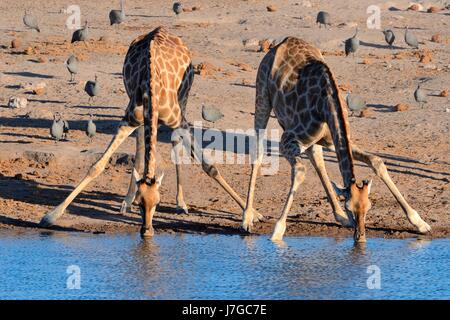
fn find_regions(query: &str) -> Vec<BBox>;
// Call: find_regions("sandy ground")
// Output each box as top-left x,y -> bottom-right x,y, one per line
0,0 -> 449,239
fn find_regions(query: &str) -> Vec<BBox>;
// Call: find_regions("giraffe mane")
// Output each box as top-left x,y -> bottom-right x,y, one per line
319,61 -> 355,178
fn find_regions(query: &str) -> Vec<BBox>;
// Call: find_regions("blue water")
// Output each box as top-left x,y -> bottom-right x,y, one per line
0,231 -> 448,299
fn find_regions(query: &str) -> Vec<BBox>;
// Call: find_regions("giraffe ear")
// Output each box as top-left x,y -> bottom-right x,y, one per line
133,168 -> 142,182
156,172 -> 164,187
331,181 -> 348,198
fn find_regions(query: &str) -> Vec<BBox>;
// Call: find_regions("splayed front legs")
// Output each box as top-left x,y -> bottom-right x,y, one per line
40,122 -> 138,226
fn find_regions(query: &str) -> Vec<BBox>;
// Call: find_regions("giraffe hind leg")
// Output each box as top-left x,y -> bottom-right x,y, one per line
40,121 -> 138,227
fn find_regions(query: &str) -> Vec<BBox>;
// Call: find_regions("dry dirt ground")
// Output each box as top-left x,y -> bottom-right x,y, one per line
0,0 -> 449,239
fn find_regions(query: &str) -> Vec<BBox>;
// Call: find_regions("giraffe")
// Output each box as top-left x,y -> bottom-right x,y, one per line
40,27 -> 257,237
241,37 -> 431,242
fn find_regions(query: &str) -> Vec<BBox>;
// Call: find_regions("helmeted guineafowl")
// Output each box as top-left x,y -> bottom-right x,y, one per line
84,75 -> 99,105
109,0 -> 125,26
405,26 -> 419,49
23,9 -> 40,32
86,114 -> 96,143
71,21 -> 88,44
414,83 -> 427,108
345,27 -> 359,57
173,2 -> 183,15
202,103 -> 224,123
65,55 -> 78,82
382,29 -> 395,49
316,11 -> 331,28
50,113 -> 64,141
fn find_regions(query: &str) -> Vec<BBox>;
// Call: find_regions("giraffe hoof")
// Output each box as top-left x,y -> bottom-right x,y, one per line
39,206 -> 64,227
240,222 -> 253,233
417,221 -> 432,234
140,226 -> 154,238
119,201 -> 131,214
271,221 -> 286,242
176,204 -> 189,215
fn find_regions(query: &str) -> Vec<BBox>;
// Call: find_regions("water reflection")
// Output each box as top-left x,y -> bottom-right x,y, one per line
0,231 -> 448,299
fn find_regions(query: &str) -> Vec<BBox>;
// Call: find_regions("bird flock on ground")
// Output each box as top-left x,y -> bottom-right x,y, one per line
14,2 -> 445,143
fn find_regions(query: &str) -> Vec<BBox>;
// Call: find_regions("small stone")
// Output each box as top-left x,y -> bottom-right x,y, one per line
431,34 -> 442,43
23,151 -> 56,165
394,103 -> 409,112
439,90 -> 448,97
8,97 -> 28,109
427,6 -> 441,13
24,46 -> 34,55
359,108 -> 371,117
11,38 -> 22,49
362,58 -> 372,65
267,5 -> 277,12
407,4 -> 423,11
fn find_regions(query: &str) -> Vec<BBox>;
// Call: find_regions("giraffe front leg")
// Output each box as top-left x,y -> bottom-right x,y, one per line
120,126 -> 145,214
352,145 -> 431,234
272,159 -> 306,242
40,122 -> 137,227
272,138 -> 306,241
306,144 -> 355,227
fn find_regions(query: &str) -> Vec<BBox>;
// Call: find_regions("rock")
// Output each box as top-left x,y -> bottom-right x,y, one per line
394,103 -> 409,112
431,34 -> 442,43
407,3 -> 423,11
24,46 -> 34,55
359,108 -> 371,118
439,90 -> 448,97
193,62 -> 220,76
23,151 -> 56,165
362,58 -> 372,65
22,82 -> 46,95
243,38 -> 259,47
8,97 -> 28,109
11,38 -> 22,49
427,6 -> 441,13
419,49 -> 432,63
267,5 -> 277,12
192,6 -> 201,11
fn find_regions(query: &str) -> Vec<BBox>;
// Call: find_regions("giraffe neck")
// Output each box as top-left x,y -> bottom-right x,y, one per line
142,39 -> 159,181
321,64 -> 355,187
142,92 -> 158,181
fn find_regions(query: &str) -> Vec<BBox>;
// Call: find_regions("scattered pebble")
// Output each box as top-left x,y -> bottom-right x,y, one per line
407,3 -> 423,11
431,34 -> 442,43
24,46 -> 34,55
394,103 -> 409,112
359,108 -> 371,118
8,97 -> 28,109
267,5 -> 277,12
11,38 -> 22,49
427,6 -> 441,13
439,90 -> 448,97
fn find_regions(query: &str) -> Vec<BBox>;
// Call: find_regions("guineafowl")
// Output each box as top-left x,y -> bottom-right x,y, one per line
316,11 -> 330,28
405,26 -> 419,49
84,75 -> 99,105
109,0 -> 125,26
345,27 -> 359,57
86,114 -> 96,143
23,9 -> 40,32
65,55 -> 78,82
173,2 -> 183,15
202,104 -> 224,123
382,29 -> 395,49
346,93 -> 366,116
71,21 -> 88,44
50,113 -> 64,141
414,84 -> 427,108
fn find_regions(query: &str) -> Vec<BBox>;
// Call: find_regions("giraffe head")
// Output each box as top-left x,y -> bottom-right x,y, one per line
132,171 -> 164,237
332,178 -> 372,243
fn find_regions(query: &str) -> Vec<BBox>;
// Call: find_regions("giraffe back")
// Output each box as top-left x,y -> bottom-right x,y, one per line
122,27 -> 193,128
